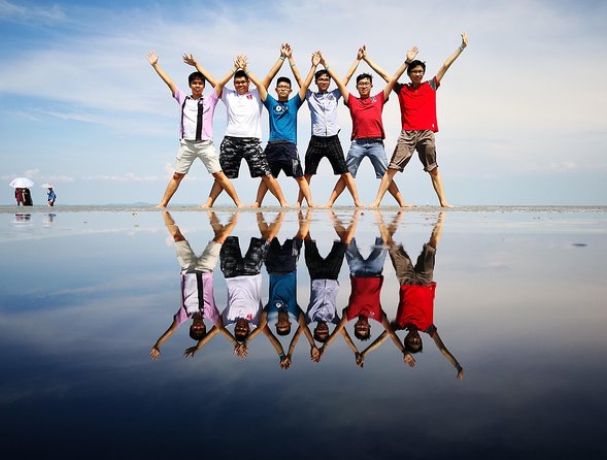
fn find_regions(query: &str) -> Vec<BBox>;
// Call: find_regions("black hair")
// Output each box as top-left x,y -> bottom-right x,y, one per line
356,73 -> 373,84
276,76 -> 292,87
315,69 -> 330,80
404,333 -> 424,354
406,60 -> 426,75
276,325 -> 291,336
234,70 -> 248,80
354,329 -> 371,341
188,71 -> 205,85
189,324 -> 207,341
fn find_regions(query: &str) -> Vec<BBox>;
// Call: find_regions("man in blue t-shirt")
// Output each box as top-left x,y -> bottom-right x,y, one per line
247,44 -> 320,207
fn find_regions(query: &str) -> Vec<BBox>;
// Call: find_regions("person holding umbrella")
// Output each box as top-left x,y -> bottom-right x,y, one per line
10,177 -> 34,206
14,188 -> 24,206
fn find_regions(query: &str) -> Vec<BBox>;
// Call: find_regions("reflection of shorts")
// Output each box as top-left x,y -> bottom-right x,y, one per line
305,240 -> 347,280
346,138 -> 388,178
389,243 -> 436,285
175,139 -> 222,174
389,130 -> 437,172
304,135 -> 348,175
176,240 -> 221,272
266,238 -> 303,273
264,142 -> 303,178
346,237 -> 387,276
221,236 -> 268,278
219,136 -> 270,179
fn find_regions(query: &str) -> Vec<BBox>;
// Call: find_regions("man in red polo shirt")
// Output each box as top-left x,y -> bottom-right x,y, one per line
367,33 -> 469,208
320,47 -> 419,207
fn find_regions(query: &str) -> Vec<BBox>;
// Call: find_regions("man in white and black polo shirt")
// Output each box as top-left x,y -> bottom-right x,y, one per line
148,51 -> 242,208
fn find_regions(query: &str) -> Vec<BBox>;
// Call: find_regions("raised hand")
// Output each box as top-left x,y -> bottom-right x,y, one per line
280,355 -> 292,369
310,345 -> 320,362
147,51 -> 159,66
460,32 -> 468,49
182,53 -> 197,67
312,51 -> 321,66
406,46 -> 419,62
355,352 -> 365,368
183,347 -> 197,358
403,352 -> 416,367
457,367 -> 464,380
150,346 -> 160,359
357,45 -> 366,60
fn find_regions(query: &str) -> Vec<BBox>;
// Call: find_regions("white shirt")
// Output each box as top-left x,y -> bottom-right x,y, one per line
221,88 -> 263,139
306,89 -> 342,137
306,279 -> 340,324
222,274 -> 263,327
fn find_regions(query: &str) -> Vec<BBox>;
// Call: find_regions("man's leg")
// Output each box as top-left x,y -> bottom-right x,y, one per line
295,175 -> 315,207
341,172 -> 362,207
157,172 -> 185,208
253,180 -> 269,208
202,179 -> 223,208
369,169 -> 398,208
297,174 -> 313,206
262,174 -> 289,207
327,141 -> 362,207
209,171 -> 243,208
429,167 -> 453,208
387,179 -> 407,207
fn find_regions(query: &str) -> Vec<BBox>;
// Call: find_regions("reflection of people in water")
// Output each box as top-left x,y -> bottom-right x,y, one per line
261,211 -> 312,369
218,212 -> 282,358
321,211 -> 415,367
389,212 -> 464,379
150,211 -> 238,359
304,210 -> 358,362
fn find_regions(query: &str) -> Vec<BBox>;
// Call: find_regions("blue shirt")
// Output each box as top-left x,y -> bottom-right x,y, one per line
264,94 -> 303,144
265,271 -> 299,323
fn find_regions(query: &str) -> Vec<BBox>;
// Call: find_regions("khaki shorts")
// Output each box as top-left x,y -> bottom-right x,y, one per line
175,139 -> 222,175
389,130 -> 438,172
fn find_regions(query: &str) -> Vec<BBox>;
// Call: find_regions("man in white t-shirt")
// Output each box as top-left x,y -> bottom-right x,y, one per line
148,52 -> 242,208
189,47 -> 291,207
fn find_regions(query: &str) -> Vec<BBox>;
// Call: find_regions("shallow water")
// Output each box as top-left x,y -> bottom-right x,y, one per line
1,207 -> 606,459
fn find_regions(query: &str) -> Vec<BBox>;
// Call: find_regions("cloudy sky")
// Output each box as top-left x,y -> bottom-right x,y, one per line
1,0 -> 606,205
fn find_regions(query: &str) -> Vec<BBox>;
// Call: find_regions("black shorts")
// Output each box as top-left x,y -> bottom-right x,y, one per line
264,142 -> 304,178
266,238 -> 303,273
220,236 -> 268,278
305,239 -> 347,280
220,136 -> 271,179
304,135 -> 348,175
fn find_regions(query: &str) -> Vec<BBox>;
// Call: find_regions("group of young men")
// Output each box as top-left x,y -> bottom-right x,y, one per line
148,33 -> 468,208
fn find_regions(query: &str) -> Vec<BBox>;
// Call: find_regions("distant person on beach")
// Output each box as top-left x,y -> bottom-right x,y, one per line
367,33 -> 469,208
189,48 -> 289,207
15,188 -> 24,206
148,51 -> 242,208
47,187 -> 56,207
252,44 -> 318,208
388,212 -> 464,379
151,211 -> 239,359
22,188 -> 33,206
321,47 -> 419,208
297,50 -> 364,208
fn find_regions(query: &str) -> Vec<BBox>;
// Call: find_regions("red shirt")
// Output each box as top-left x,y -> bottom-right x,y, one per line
345,276 -> 383,322
347,92 -> 386,140
395,77 -> 439,132
395,282 -> 436,331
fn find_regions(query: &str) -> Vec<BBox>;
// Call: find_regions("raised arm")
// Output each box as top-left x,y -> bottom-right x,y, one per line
362,46 -> 391,84
243,58 -> 269,102
319,53 -> 349,101
436,32 -> 468,83
150,319 -> 178,359
212,55 -> 244,98
147,51 -> 177,95
262,43 -> 289,89
342,46 -> 365,86
183,325 -> 221,358
182,53 -> 218,87
382,46 -> 419,100
296,52 -> 321,100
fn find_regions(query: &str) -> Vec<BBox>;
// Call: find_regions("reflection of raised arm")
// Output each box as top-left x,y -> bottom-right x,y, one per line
148,51 -> 177,95
150,319 -> 178,359
183,325 -> 221,358
319,53 -> 350,101
436,32 -> 468,83
212,55 -> 243,98
182,53 -> 218,87
432,330 -> 463,379
263,325 -> 287,360
320,311 -> 348,355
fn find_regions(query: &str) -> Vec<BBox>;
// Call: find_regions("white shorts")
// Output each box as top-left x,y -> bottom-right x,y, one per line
175,139 -> 222,175
176,240 -> 221,272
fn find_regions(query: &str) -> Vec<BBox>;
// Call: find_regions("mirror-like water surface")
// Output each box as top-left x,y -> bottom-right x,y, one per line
1,207 -> 606,459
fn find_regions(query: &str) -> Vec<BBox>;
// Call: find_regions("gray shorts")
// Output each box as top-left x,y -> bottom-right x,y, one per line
389,130 -> 438,172
175,139 -> 222,175
389,243 -> 435,285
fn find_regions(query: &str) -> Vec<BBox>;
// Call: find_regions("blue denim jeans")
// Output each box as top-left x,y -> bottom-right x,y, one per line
346,139 -> 388,178
346,237 -> 387,276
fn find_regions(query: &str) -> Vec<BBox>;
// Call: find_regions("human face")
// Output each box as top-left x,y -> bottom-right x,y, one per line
356,78 -> 372,98
315,74 -> 331,92
408,65 -> 425,86
189,79 -> 205,98
234,318 -> 250,339
275,82 -> 292,101
354,317 -> 370,338
234,76 -> 250,95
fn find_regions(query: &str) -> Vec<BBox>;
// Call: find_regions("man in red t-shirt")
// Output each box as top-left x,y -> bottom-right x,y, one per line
367,33 -> 469,208
320,46 -> 419,207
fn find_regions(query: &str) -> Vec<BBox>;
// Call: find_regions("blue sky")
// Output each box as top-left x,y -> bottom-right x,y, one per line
1,0 -> 606,205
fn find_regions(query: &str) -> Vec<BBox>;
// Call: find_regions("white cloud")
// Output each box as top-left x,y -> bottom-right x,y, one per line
0,0 -> 65,23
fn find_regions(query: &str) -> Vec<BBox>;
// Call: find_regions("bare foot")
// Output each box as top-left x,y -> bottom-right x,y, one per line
368,201 -> 380,209
155,203 -> 167,209
249,202 -> 261,208
440,203 -> 454,209
236,202 -> 246,209
324,202 -> 335,208
200,203 -> 212,209
355,202 -> 365,208
280,203 -> 291,208
399,202 -> 414,208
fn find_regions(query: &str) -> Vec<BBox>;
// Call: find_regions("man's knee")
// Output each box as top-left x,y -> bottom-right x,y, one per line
428,166 -> 439,177
173,172 -> 186,181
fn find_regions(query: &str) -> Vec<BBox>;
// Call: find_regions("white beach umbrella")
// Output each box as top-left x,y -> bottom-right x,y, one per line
9,177 -> 34,188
